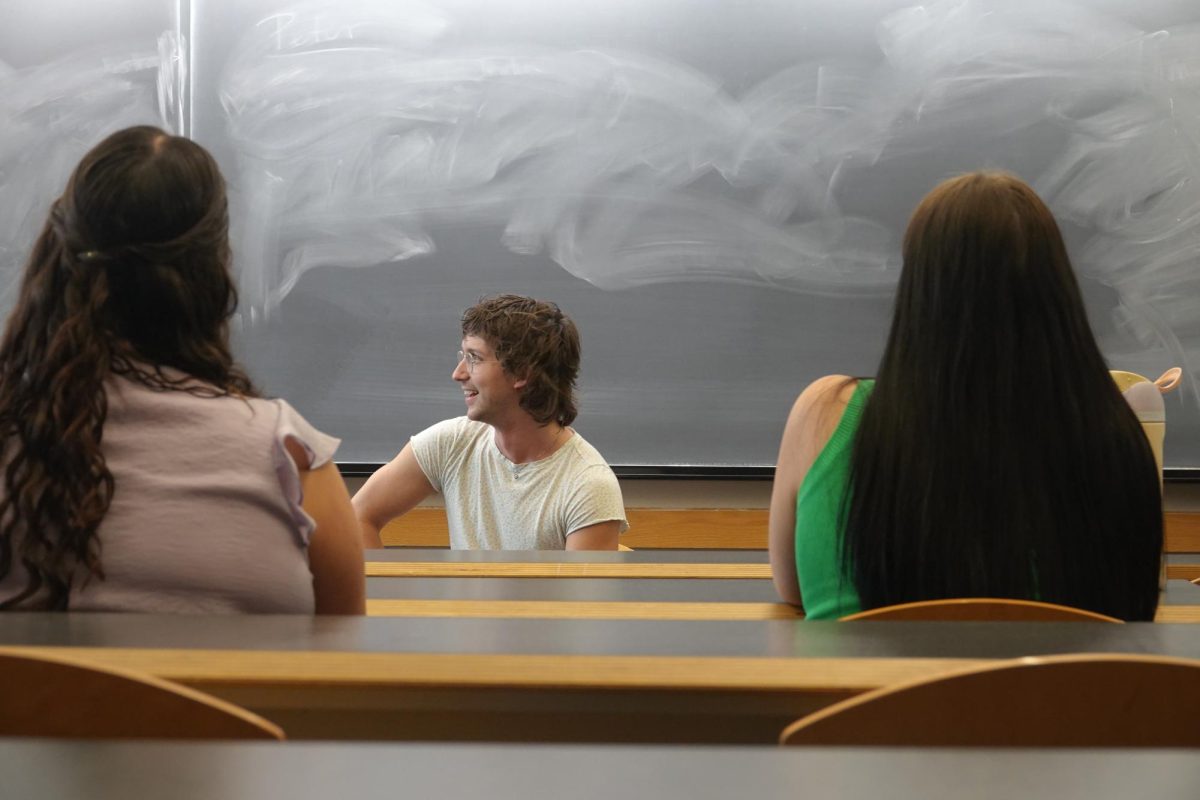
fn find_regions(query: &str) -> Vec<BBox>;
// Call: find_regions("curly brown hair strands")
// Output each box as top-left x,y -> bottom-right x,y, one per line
461,295 -> 581,426
0,125 -> 256,610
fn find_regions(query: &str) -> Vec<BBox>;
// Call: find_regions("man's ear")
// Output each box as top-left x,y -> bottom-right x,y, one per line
501,360 -> 530,390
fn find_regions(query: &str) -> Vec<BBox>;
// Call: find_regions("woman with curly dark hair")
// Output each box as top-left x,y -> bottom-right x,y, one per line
769,171 -> 1162,621
0,126 -> 364,613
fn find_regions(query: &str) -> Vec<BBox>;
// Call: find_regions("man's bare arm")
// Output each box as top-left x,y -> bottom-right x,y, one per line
351,442 -> 436,548
564,520 -> 621,551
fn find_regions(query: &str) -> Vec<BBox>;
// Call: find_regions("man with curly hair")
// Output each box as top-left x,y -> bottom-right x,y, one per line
354,295 -> 627,550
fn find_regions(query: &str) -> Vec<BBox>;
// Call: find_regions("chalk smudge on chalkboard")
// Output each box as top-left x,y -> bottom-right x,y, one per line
0,32 -> 184,310
219,2 -> 899,315
219,0 -> 1200,397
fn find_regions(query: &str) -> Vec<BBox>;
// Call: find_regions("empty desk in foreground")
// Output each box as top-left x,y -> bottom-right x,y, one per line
3,614 -> 1200,742
8,740 -> 1200,800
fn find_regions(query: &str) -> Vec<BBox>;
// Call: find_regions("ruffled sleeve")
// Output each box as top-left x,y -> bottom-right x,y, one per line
271,400 -> 341,546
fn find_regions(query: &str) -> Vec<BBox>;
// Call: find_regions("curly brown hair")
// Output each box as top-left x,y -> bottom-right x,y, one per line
461,295 -> 581,426
0,126 -> 255,610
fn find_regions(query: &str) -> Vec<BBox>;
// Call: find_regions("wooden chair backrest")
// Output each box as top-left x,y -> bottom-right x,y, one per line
0,648 -> 284,740
840,597 -> 1121,622
780,654 -> 1200,747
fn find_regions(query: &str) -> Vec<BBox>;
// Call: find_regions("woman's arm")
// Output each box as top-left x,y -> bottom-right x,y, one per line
768,375 -> 857,608
288,440 -> 366,615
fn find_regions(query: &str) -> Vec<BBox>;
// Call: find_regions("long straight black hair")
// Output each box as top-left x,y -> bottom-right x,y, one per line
841,171 -> 1162,621
0,126 -> 256,610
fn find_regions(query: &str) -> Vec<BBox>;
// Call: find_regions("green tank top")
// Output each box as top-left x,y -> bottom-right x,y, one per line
793,379 -> 873,620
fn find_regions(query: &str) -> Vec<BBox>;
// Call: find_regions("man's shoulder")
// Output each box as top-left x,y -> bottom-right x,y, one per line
410,417 -> 496,481
416,416 -> 493,445
555,430 -> 618,480
546,431 -> 626,533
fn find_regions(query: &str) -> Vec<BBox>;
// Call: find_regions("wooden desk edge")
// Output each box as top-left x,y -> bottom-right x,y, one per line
381,509 -> 1200,551
365,563 -> 773,579
0,646 -> 987,694
361,600 -> 1199,623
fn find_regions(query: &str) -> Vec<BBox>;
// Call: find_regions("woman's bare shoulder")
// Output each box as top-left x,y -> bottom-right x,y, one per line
789,375 -> 860,422
778,374 -> 860,469
772,376 -> 859,506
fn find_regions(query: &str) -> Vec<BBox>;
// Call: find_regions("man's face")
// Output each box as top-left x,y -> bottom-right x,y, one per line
454,334 -> 524,424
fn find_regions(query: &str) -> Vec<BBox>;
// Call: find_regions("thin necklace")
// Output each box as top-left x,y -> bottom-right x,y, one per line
512,426 -> 566,476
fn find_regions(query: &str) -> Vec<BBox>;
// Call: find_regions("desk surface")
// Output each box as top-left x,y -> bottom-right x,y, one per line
368,548 -> 770,563
368,548 -> 1200,581
8,741 -> 1200,800
374,549 -> 1196,566
364,571 -> 1200,609
365,576 -> 780,601
2,612 -> 1200,660
4,614 -> 1199,742
5,564 -> 1196,743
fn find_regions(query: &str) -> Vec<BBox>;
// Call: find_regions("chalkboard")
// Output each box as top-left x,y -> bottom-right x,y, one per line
3,0 -> 1200,474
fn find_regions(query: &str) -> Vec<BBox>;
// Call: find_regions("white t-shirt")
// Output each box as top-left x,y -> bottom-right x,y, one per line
410,417 -> 628,549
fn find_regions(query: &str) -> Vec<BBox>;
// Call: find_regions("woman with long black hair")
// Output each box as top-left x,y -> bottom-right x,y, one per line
0,126 -> 364,613
769,171 -> 1162,621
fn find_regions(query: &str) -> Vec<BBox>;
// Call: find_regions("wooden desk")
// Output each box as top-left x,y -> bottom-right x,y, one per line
4,614 -> 1200,743
371,542 -> 1200,578
362,551 -> 1200,622
380,508 -> 1200,552
363,549 -> 782,620
366,548 -> 770,564
367,598 -> 799,620
11,740 -> 1200,799
366,598 -> 1200,622
365,575 -> 777,601
367,562 -> 772,578
8,741 -> 1200,799
1168,553 -> 1200,581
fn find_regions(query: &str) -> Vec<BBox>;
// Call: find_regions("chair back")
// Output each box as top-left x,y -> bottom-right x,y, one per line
840,597 -> 1120,622
1110,368 -> 1180,485
1111,368 -> 1179,588
781,654 -> 1200,747
0,648 -> 284,740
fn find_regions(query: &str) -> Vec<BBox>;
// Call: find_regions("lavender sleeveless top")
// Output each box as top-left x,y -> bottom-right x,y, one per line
0,374 -> 339,613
